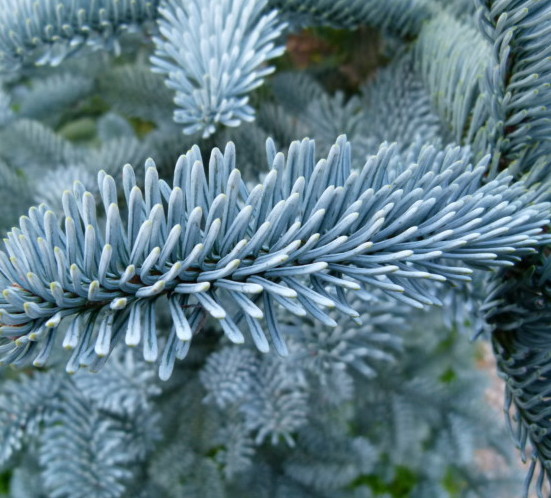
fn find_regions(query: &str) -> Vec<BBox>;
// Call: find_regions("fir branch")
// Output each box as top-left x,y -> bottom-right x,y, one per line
18,73 -> 95,125
256,102 -> 309,152
360,54 -> 443,153
34,164 -> 98,214
39,380 -> 135,498
97,113 -> 136,141
151,0 -> 286,138
473,2 -> 551,492
0,371 -> 64,466
0,159 -> 33,235
0,119 -> 79,171
0,1 -> 541,495
270,72 -> 366,159
0,136 -> 549,379
484,251 -> 551,498
269,0 -> 435,36
74,349 -> 161,414
241,354 -> 309,446
476,0 -> 551,176
415,12 -> 491,145
200,347 -> 258,408
283,421 -> 377,493
284,296 -> 405,382
0,0 -> 159,71
270,71 -> 325,116
98,64 -> 175,126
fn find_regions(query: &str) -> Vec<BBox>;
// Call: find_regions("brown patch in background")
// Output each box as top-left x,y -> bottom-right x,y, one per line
284,27 -> 385,93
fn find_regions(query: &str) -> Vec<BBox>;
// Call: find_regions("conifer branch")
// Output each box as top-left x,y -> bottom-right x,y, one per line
0,136 -> 548,379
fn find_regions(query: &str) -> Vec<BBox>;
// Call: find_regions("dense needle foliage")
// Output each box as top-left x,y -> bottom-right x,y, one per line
0,0 -> 549,497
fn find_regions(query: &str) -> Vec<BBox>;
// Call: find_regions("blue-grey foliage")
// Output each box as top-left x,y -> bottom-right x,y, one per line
269,0 -> 435,36
0,351 -> 160,498
200,346 -> 258,408
271,71 -> 325,116
266,72 -> 366,162
98,63 -> 175,126
0,119 -> 79,171
97,113 -> 136,141
0,0 -> 159,70
354,306 -> 522,496
0,136 -> 548,381
476,0 -> 551,177
0,370 -> 63,465
415,12 -> 491,145
484,252 -> 551,497
17,73 -> 95,125
0,0 -> 548,495
283,295 -> 405,382
151,0 -> 286,137
0,86 -> 14,126
0,159 -> 32,235
435,0 -> 478,19
39,381 -> 136,498
360,54 -> 443,153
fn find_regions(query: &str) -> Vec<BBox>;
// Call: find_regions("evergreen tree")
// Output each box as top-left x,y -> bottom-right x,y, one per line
0,0 -> 549,496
